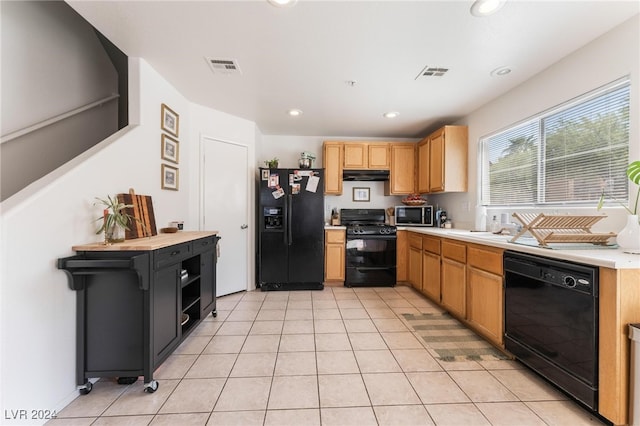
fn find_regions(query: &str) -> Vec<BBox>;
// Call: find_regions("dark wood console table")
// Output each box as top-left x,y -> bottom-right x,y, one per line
58,231 -> 220,394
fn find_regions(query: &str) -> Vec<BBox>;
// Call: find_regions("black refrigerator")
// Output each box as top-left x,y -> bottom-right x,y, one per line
257,168 -> 325,291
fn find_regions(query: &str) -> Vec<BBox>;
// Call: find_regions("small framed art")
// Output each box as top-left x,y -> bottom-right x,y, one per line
161,134 -> 179,164
161,103 -> 179,137
353,187 -> 370,202
161,164 -> 179,190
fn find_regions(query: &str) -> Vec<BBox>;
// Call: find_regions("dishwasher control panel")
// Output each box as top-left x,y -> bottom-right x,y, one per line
504,250 -> 597,295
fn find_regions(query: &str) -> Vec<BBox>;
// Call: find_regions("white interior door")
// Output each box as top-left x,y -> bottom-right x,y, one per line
202,137 -> 249,296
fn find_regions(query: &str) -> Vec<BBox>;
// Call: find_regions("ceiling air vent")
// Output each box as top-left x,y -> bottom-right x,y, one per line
206,57 -> 242,75
415,65 -> 449,79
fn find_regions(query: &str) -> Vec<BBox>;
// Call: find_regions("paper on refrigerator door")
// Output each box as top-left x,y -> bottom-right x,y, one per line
306,175 -> 320,192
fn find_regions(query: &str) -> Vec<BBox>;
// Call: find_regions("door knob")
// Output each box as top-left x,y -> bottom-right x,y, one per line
241,224 -> 248,229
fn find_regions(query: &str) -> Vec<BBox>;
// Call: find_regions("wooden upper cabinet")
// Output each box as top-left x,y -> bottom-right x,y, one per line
368,144 -> 390,169
323,142 -> 343,195
428,125 -> 468,193
343,143 -> 390,169
385,143 -> 415,195
417,125 -> 468,195
344,143 -> 368,169
429,131 -> 445,192
417,138 -> 430,194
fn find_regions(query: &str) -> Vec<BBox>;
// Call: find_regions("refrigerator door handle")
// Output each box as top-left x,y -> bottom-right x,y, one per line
287,194 -> 293,245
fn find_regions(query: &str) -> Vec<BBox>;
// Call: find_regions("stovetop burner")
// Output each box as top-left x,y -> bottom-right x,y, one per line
341,209 -> 396,236
347,224 -> 396,236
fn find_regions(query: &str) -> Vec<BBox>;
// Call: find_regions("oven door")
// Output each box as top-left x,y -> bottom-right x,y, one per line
345,235 -> 396,287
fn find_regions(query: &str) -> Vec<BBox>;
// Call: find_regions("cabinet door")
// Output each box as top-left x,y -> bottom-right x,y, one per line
387,144 -> 416,195
396,230 -> 408,282
323,142 -> 343,194
344,143 -> 368,169
429,131 -> 445,192
409,246 -> 422,291
441,258 -> 466,318
422,251 -> 441,302
153,264 -> 180,367
368,144 -> 390,169
467,266 -> 503,345
324,230 -> 345,281
199,249 -> 216,317
417,139 -> 430,194
325,243 -> 345,281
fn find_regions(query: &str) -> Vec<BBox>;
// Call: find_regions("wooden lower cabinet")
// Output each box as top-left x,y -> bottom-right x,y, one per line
466,243 -> 504,345
422,251 -> 441,301
324,229 -> 345,282
441,257 -> 466,318
467,267 -> 503,345
598,268 -> 640,425
440,239 -> 466,318
396,230 -> 408,282
421,235 -> 441,302
408,232 -> 423,291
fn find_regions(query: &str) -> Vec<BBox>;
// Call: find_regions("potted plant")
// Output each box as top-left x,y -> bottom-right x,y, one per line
94,195 -> 136,244
598,160 -> 640,251
264,157 -> 279,168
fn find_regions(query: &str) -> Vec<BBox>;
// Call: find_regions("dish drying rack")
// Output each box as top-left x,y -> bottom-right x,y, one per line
510,213 -> 616,247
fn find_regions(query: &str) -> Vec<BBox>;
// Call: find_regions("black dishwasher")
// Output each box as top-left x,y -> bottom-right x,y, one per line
504,251 -> 598,411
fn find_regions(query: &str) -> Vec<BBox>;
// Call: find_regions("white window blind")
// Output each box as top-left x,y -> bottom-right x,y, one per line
481,79 -> 630,207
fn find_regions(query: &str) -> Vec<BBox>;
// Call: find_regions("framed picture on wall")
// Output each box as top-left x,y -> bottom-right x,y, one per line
161,103 -> 179,137
353,187 -> 370,202
161,164 -> 179,190
161,134 -> 179,164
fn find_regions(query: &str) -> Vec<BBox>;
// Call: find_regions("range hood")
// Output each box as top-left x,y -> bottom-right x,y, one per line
342,169 -> 390,181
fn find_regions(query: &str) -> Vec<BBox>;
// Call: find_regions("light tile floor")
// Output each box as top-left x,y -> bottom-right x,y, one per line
50,285 -> 605,425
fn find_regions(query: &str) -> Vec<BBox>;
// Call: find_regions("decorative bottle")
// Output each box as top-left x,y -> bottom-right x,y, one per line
490,215 -> 501,233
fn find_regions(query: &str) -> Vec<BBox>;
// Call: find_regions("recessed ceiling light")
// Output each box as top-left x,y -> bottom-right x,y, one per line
383,112 -> 400,119
288,109 -> 303,117
470,0 -> 505,17
490,66 -> 512,77
267,0 -> 298,8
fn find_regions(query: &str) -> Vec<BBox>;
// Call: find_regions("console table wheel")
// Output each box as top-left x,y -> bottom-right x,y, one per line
143,380 -> 159,393
79,381 -> 92,395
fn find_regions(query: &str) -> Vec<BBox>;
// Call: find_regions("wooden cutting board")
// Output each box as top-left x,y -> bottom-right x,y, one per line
117,188 -> 158,239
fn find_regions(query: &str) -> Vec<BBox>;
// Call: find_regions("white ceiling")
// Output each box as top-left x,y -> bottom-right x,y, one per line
67,0 -> 639,138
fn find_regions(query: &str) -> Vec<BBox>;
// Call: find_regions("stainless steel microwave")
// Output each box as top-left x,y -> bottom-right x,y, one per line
394,205 -> 434,226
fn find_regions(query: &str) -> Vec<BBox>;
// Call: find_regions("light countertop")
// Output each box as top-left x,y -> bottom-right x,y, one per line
398,227 -> 640,270
72,231 -> 219,252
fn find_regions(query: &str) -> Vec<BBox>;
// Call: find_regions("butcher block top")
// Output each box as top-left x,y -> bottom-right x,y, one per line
72,231 -> 219,252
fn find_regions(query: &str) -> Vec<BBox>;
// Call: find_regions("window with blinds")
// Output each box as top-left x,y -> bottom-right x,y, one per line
480,78 -> 630,207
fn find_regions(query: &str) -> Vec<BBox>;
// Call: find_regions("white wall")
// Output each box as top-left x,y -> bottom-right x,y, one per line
0,57 -> 259,423
435,14 -> 640,233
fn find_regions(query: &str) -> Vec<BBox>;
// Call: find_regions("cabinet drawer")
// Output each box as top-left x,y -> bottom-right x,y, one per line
422,236 -> 440,255
192,236 -> 217,255
408,233 -> 423,250
442,239 -> 466,263
154,242 -> 192,269
325,230 -> 346,244
467,244 -> 503,276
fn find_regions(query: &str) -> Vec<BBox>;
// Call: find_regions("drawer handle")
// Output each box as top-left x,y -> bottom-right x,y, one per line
170,250 -> 180,256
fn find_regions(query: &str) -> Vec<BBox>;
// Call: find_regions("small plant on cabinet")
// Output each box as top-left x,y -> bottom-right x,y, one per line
94,195 -> 135,244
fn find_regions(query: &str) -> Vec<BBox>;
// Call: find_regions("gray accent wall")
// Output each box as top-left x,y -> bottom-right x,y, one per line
1,0 -> 120,201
